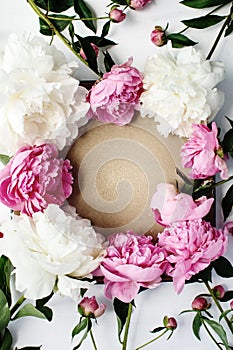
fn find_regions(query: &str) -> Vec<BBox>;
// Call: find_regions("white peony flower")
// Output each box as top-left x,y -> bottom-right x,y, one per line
0,204 -> 106,300
0,34 -> 89,156
140,45 -> 225,138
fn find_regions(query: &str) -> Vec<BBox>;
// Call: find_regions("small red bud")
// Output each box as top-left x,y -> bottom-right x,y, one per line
213,285 -> 225,299
78,296 -> 106,318
230,300 -> 233,310
192,297 -> 210,311
150,26 -> 167,47
163,316 -> 177,330
109,8 -> 126,23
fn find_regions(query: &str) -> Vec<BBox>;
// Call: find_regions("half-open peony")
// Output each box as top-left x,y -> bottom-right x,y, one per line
100,231 -> 168,303
158,219 -> 228,294
0,143 -> 73,217
151,183 -> 214,226
140,46 -> 224,138
0,204 -> 106,300
0,34 -> 89,156
86,58 -> 144,126
181,122 -> 228,179
130,0 -> 151,9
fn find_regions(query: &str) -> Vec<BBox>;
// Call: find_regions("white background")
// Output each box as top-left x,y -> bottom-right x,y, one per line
1,1 -> 233,349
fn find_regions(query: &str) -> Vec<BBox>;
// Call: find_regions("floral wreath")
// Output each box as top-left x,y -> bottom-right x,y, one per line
0,1 -> 233,350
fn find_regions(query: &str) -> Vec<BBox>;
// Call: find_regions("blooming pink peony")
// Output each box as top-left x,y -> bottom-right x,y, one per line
78,296 -> 106,318
86,58 -> 144,126
151,183 -> 214,226
0,144 -> 73,216
158,219 -> 228,294
130,0 -> 151,10
181,122 -> 228,179
100,231 -> 168,303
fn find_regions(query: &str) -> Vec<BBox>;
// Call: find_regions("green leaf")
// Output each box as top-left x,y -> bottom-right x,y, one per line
203,317 -> 230,349
76,35 -> 98,73
0,328 -> 12,350
72,318 -> 88,339
213,257 -> 233,278
0,256 -> 12,306
0,155 -> 11,166
103,50 -> 116,72
35,293 -> 53,321
101,21 -> 111,37
12,304 -> 47,320
180,0 -> 231,9
150,326 -> 165,333
84,36 -> 117,47
39,15 -> 75,36
15,347 -> 42,350
225,20 -> 233,36
113,299 -> 131,343
182,15 -> 225,29
222,184 -> 233,220
219,309 -> 232,322
0,290 -> 10,333
193,313 -> 202,340
167,33 -> 197,48
222,128 -> 233,156
225,116 -> 233,128
34,0 -> 74,13
219,290 -> 233,302
74,0 -> 96,33
190,264 -> 213,283
72,319 -> 91,350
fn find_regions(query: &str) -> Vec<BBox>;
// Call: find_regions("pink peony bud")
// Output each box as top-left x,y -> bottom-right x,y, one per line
0,232 -> 3,238
192,297 -> 210,311
78,296 -> 106,318
213,285 -> 225,299
230,300 -> 233,310
129,0 -> 151,10
163,316 -> 177,330
109,8 -> 126,23
150,26 -> 167,47
80,43 -> 99,61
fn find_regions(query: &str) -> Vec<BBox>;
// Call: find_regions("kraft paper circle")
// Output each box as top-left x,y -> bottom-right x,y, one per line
67,113 -> 185,238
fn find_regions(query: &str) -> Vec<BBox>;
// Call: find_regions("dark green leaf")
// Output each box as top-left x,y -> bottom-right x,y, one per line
39,15 -> 75,36
101,21 -> 111,38
180,0 -> 231,9
225,116 -> 233,128
225,20 -> 233,36
114,0 -> 128,4
0,290 -> 10,333
222,128 -> 233,156
179,309 -> 195,315
69,23 -> 75,44
213,257 -> 233,278
219,309 -> 232,322
80,289 -> 87,298
182,15 -> 225,29
72,318 -> 88,339
35,292 -> 53,320
0,155 -> 11,166
84,36 -> 117,47
72,319 -> 90,350
113,299 -> 131,343
15,347 -> 42,350
203,317 -> 230,349
12,304 -> 47,320
103,50 -> 116,72
0,328 -> 12,350
34,0 -> 74,12
193,313 -> 202,340
150,326 -> 165,333
222,184 -> 233,220
74,0 -> 96,33
190,264 -> 213,283
76,35 -> 98,73
0,256 -> 12,306
167,33 -> 197,48
219,291 -> 233,302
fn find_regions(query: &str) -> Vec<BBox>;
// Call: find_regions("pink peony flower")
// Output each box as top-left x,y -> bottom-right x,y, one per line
130,0 -> 151,10
151,183 -> 214,226
86,58 -> 144,126
181,122 -> 228,179
109,8 -> 126,23
158,219 -> 228,294
78,296 -> 106,318
150,26 -> 167,47
100,231 -> 168,303
0,144 -> 73,216
80,43 -> 99,61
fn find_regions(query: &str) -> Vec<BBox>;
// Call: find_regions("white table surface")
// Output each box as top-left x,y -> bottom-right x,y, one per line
1,1 -> 233,349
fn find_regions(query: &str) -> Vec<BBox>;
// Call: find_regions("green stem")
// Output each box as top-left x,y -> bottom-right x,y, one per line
135,329 -> 168,350
122,302 -> 133,350
207,2 -> 233,59
10,295 -> 25,318
204,281 -> 233,334
27,0 -> 93,70
202,319 -> 223,350
90,329 -> 98,350
194,175 -> 233,196
47,15 -> 109,21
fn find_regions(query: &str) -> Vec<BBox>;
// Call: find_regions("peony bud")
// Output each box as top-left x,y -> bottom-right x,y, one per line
192,297 -> 210,311
129,0 -> 151,10
109,8 -> 126,23
150,26 -> 167,47
78,296 -> 106,318
80,43 -> 99,61
163,316 -> 177,330
213,285 -> 225,299
0,232 -> 3,238
230,300 -> 233,310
